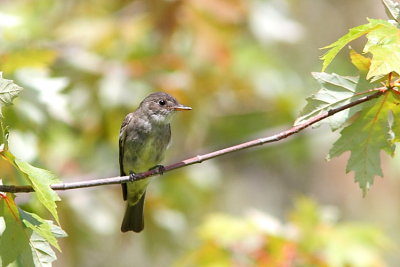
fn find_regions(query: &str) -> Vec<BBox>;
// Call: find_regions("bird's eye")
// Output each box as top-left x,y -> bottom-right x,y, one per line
158,100 -> 166,106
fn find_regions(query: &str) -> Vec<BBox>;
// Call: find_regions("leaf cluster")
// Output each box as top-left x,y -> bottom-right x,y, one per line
0,76 -> 66,266
297,0 -> 400,193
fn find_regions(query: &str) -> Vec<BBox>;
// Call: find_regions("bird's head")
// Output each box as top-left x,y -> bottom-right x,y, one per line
139,92 -> 192,123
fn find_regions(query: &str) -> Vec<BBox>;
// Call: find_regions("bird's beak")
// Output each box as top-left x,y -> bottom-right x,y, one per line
172,104 -> 192,111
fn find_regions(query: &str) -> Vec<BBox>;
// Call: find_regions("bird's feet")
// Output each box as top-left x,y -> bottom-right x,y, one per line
129,171 -> 137,182
150,165 -> 165,175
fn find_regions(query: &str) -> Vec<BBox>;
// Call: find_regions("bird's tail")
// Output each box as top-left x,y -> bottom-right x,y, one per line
121,192 -> 146,232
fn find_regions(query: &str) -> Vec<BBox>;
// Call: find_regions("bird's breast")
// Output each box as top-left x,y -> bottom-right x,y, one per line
123,127 -> 170,174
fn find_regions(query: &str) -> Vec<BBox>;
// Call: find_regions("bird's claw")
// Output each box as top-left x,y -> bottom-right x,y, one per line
129,171 -> 137,182
150,165 -> 165,175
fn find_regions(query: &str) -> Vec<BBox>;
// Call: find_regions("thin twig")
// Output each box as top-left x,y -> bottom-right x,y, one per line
0,90 -> 384,193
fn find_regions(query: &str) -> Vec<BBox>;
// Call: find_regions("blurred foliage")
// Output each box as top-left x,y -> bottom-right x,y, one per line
177,197 -> 390,267
0,0 -> 398,266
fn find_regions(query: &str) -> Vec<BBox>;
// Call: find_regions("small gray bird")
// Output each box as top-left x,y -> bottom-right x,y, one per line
119,92 -> 191,232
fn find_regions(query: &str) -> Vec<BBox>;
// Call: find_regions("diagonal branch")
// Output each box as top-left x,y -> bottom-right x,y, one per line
0,90 -> 384,193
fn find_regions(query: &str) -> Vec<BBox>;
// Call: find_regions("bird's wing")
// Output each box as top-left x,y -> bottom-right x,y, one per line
119,112 -> 135,200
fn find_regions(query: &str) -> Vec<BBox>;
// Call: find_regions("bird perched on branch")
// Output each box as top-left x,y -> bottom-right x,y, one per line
119,92 -> 191,232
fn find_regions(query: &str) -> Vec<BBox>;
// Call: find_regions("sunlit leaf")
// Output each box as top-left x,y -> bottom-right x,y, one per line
321,19 -> 386,71
0,148 -> 15,164
0,72 -> 23,117
328,92 -> 398,193
0,193 -> 32,267
349,49 -> 371,73
14,159 -> 61,223
28,230 -> 59,267
20,209 -> 66,251
0,194 -> 66,266
364,20 -> 400,79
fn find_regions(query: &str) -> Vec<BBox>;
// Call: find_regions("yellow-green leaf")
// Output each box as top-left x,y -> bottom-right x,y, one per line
0,194 -> 31,266
364,21 -> 400,79
349,49 -> 371,72
14,159 -> 61,223
321,19 -> 386,71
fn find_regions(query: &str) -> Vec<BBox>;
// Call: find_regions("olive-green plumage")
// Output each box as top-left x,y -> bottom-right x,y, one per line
119,92 -> 191,232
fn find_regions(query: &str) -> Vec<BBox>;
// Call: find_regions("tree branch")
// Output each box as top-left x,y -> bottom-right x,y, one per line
0,90 -> 384,193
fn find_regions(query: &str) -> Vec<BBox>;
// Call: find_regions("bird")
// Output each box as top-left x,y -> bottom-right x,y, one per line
119,92 -> 191,232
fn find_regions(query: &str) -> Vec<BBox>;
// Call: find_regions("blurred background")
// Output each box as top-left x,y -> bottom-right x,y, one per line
0,0 -> 399,266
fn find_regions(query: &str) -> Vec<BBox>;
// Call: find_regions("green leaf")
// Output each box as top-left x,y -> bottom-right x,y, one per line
364,21 -> 400,79
20,209 -> 66,252
0,194 -> 66,267
321,18 -> 400,80
0,194 -> 32,267
321,19 -> 386,71
367,46 -> 400,79
25,218 -> 67,266
382,0 -> 400,22
295,72 -> 374,131
18,223 -> 62,267
14,159 -> 61,223
28,232 -> 57,267
327,92 -> 399,193
0,73 -> 23,117
1,149 -> 16,166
